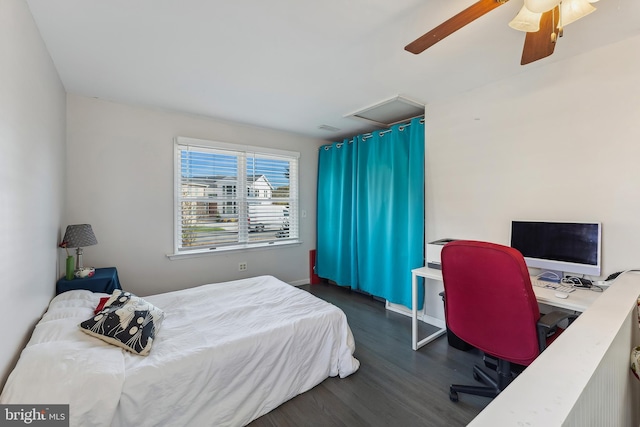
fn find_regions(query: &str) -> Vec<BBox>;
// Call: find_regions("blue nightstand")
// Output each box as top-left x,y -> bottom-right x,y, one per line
56,267 -> 122,295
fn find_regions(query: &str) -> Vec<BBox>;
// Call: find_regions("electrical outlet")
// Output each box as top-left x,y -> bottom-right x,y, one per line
238,262 -> 247,272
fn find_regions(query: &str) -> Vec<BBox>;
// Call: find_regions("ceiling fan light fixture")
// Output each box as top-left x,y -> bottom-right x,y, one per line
524,0 -> 561,13
561,0 -> 596,26
509,6 -> 542,32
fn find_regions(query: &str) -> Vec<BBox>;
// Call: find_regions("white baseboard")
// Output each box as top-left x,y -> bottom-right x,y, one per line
289,278 -> 308,287
385,300 -> 446,328
385,301 -> 412,316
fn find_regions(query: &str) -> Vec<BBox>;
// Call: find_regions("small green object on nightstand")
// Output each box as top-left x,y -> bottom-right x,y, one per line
65,256 -> 75,280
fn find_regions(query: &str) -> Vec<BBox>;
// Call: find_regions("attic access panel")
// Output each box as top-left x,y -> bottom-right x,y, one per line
346,96 -> 424,127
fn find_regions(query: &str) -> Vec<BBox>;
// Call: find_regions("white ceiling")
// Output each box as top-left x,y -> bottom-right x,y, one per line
25,0 -> 640,141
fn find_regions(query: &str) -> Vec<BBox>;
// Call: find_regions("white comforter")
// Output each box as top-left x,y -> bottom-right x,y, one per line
1,275 -> 360,426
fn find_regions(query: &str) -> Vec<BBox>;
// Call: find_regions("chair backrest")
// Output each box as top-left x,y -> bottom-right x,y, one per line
441,240 -> 542,366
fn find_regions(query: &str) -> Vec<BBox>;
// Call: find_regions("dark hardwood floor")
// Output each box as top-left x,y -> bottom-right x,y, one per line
249,282 -> 491,427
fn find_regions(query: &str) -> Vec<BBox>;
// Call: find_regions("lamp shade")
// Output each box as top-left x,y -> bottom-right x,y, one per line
62,224 -> 98,248
524,0 -> 561,13
509,5 -> 542,32
561,0 -> 596,26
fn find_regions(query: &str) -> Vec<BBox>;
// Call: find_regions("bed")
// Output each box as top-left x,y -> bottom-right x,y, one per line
0,275 -> 360,426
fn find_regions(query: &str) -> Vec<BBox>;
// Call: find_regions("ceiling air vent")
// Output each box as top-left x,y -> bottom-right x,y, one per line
346,95 -> 424,127
317,124 -> 341,132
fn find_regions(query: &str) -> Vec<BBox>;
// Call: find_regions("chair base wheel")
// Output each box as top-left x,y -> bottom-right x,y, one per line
450,360 -> 514,403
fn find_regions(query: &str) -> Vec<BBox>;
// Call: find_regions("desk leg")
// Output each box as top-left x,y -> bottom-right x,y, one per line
412,272 -> 418,350
412,274 -> 447,351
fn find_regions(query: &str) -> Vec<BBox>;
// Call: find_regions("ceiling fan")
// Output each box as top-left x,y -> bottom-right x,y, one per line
405,0 -> 598,65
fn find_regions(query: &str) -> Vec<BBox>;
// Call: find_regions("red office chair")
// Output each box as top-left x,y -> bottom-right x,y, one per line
441,240 -> 576,402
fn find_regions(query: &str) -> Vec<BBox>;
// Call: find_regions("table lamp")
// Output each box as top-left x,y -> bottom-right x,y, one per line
62,224 -> 98,271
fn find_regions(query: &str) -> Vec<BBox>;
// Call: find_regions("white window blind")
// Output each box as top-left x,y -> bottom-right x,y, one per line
174,137 -> 299,254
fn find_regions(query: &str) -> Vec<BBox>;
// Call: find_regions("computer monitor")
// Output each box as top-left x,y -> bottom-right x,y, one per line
510,221 -> 601,277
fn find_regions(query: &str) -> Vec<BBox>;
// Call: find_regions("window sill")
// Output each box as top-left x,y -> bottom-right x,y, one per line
167,239 -> 303,260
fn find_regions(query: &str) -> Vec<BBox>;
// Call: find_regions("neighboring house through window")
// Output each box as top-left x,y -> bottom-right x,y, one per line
173,137 -> 299,255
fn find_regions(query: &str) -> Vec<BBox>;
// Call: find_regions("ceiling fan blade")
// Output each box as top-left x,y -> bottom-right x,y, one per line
520,6 -> 558,65
405,0 -> 509,54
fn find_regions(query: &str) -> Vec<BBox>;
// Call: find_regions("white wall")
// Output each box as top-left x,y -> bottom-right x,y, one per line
0,0 -> 66,386
426,34 -> 640,280
66,95 -> 325,296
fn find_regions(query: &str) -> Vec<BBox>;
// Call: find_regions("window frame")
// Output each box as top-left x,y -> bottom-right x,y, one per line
169,137 -> 301,259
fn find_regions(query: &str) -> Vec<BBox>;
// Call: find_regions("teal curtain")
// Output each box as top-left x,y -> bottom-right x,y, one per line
316,138 -> 358,287
316,117 -> 424,308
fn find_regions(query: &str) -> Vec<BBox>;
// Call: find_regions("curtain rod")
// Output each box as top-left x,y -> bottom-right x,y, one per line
320,116 -> 425,150
361,117 -> 425,141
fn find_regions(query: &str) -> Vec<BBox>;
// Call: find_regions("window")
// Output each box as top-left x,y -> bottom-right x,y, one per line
173,137 -> 299,256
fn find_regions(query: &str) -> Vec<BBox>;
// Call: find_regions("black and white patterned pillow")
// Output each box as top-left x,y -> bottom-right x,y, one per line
103,289 -> 134,309
79,291 -> 164,356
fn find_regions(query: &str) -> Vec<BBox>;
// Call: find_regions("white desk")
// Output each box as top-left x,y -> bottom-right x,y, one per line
411,266 -> 602,351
